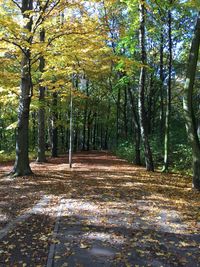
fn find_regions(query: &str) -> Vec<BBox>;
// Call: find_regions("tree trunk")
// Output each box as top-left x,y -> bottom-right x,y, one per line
37,28 -> 46,162
82,107 -> 87,151
160,29 -> 165,138
87,111 -> 91,151
82,80 -> 89,151
69,88 -> 73,167
135,130 -> 141,165
183,11 -> 200,190
74,127 -> 78,152
61,125 -> 65,152
100,123 -> 104,150
147,74 -> 154,135
93,113 -> 97,150
128,87 -> 141,165
124,87 -> 128,138
104,103 -> 110,150
116,88 -> 121,146
138,1 -> 154,171
65,128 -> 69,151
12,0 -> 33,176
51,92 -> 58,157
32,111 -> 36,150
163,1 -> 172,172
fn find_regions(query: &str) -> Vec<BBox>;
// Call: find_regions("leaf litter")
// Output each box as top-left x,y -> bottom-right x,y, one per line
0,151 -> 199,266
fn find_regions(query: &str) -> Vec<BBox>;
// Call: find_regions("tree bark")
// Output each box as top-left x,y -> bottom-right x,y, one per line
93,113 -> 97,150
51,92 -> 58,157
138,1 -> 154,171
82,107 -> 87,151
87,110 -> 91,151
159,29 -> 165,137
163,1 -> 172,172
104,103 -> 110,150
37,28 -> 46,162
100,123 -> 104,150
82,80 -> 89,151
147,74 -> 154,135
183,11 -> 200,190
128,87 -> 141,165
116,88 -> 121,146
32,111 -> 36,149
124,87 -> 128,138
12,0 -> 33,176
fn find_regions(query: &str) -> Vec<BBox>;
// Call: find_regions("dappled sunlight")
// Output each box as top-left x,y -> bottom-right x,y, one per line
0,151 -> 199,265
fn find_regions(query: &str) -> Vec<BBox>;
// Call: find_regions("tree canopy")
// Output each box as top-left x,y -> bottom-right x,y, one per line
0,0 -> 200,189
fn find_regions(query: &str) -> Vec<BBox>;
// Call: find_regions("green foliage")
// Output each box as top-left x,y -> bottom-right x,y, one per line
114,140 -> 145,164
115,126 -> 192,175
115,141 -> 135,162
0,0 -> 198,181
172,144 -> 192,174
0,150 -> 15,162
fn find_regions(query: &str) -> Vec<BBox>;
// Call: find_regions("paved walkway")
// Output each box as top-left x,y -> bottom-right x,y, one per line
46,198 -> 200,267
0,152 -> 199,266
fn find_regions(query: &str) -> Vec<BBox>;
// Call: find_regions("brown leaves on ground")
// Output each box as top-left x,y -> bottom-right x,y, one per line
0,151 -> 199,266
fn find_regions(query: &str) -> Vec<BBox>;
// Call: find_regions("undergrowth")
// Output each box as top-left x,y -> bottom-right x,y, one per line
115,139 -> 192,175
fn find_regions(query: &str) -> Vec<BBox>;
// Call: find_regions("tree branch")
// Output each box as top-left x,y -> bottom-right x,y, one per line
11,0 -> 22,10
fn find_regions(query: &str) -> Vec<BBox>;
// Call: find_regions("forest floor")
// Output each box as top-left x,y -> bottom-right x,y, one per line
0,151 -> 200,267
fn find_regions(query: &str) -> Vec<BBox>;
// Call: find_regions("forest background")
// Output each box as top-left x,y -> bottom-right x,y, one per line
0,0 -> 200,189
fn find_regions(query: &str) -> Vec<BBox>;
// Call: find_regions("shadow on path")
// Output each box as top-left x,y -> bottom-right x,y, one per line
0,151 -> 199,266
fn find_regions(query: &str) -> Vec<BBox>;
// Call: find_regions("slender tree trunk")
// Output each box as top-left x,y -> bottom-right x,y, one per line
51,92 -> 58,157
147,74 -> 154,135
104,128 -> 108,150
160,29 -> 165,137
93,113 -> 97,150
66,128 -> 69,151
135,130 -> 141,165
74,126 -> 78,152
124,87 -> 128,138
82,80 -> 89,151
183,12 -> 200,190
96,114 -> 100,148
116,88 -> 121,146
32,111 -> 36,150
69,88 -> 73,167
60,126 -> 65,152
48,113 -> 53,149
138,1 -> 154,171
101,123 -> 104,150
73,110 -> 77,153
37,28 -> 46,162
87,111 -> 91,151
82,107 -> 87,150
12,0 -> 33,176
87,124 -> 90,151
104,103 -> 110,150
128,87 -> 141,165
163,2 -> 172,172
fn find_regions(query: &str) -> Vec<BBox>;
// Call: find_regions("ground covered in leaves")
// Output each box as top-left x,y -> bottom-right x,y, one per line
0,151 -> 199,266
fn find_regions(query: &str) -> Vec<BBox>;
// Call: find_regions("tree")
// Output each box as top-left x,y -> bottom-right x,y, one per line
12,0 -> 34,175
138,1 -> 154,171
183,11 -> 200,190
37,28 -> 46,162
0,0 -> 66,175
162,0 -> 173,172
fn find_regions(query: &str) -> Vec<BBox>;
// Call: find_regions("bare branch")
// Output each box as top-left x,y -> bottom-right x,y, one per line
32,0 -> 61,35
11,0 -> 22,10
0,37 -> 26,55
47,28 -> 97,46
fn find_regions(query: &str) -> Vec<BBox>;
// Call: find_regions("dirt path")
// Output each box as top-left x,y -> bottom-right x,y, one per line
0,151 -> 199,266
